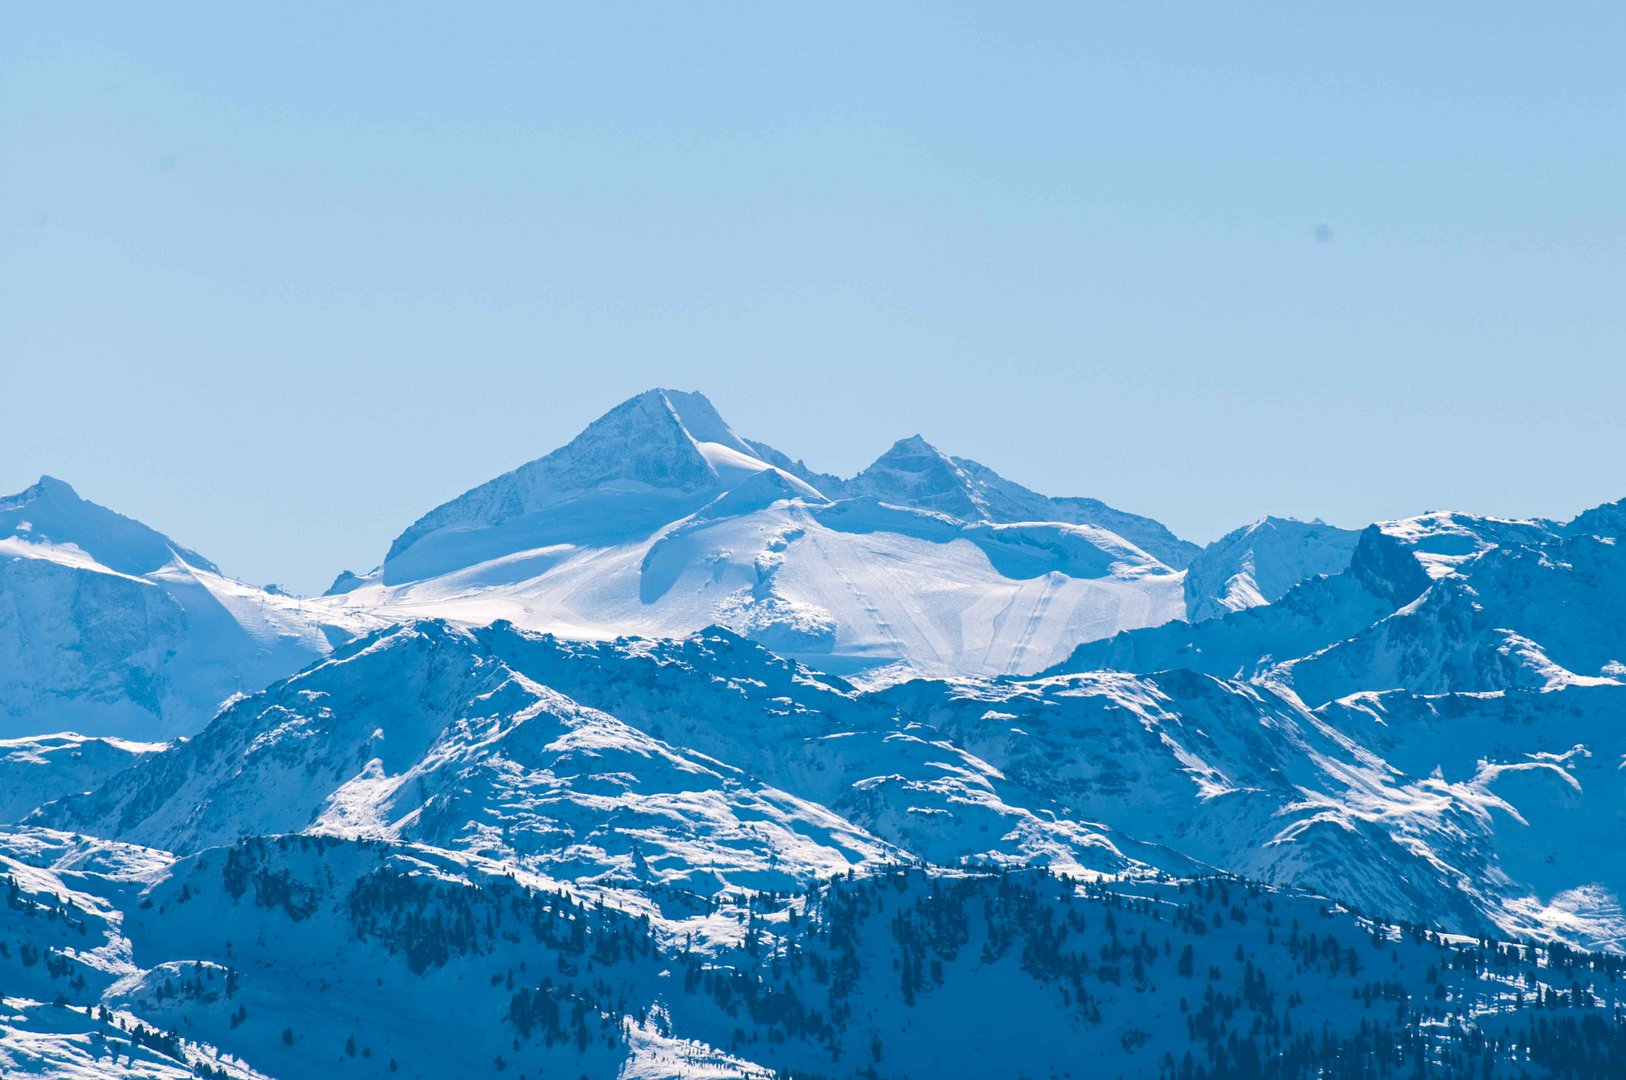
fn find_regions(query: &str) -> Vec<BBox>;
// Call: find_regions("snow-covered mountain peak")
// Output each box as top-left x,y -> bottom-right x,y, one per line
650,387 -> 757,454
878,434 -> 952,465
843,437 -> 1200,569
1365,511 -> 1561,589
1,475 -> 217,578
0,478 -> 376,740
314,392 -> 1199,677
1242,514 -> 1308,534
379,389 -> 814,582
1183,515 -> 1361,622
42,617 -> 908,890
10,474 -> 74,499
1378,510 -> 1557,555
848,435 -> 987,521
611,387 -> 790,489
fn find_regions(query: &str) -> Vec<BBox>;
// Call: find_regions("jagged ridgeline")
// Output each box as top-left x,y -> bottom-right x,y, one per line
6,388 -> 1626,1078
5,836 -> 1625,1079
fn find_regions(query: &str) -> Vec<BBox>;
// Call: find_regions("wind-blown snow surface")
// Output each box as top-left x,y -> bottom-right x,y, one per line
324,390 -> 1192,679
0,478 -> 376,740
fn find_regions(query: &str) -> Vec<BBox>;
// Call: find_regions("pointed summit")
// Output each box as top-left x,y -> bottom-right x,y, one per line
351,391 -> 1201,675
0,476 -> 372,740
848,436 -> 988,521
1,474 -> 217,577
383,389 -> 803,575
845,437 -> 1199,568
27,475 -> 79,498
1182,516 -> 1362,622
649,388 -> 758,457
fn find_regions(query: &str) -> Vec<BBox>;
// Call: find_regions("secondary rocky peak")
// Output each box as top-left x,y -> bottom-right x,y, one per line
1183,516 -> 1362,622
848,435 -> 987,520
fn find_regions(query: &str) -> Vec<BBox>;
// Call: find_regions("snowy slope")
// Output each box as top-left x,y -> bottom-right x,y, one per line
41,621 -> 1190,890
878,668 -> 1626,947
13,393 -> 1626,1075
1182,516 -> 1361,621
841,434 -> 1200,568
324,390 -> 1191,678
1316,683 -> 1626,950
1057,504 -> 1626,704
3,827 -> 1623,1079
38,612 -> 1626,949
0,734 -> 162,823
0,477 -> 377,740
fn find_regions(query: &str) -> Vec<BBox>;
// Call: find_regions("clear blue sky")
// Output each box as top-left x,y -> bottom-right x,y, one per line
4,4 -> 1623,594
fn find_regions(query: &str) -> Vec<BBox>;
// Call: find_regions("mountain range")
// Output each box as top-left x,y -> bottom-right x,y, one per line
3,388 -> 1625,1078
327,388 -> 1209,684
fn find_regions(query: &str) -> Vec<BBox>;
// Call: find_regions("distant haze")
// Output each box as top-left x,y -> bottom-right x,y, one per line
4,5 -> 1624,594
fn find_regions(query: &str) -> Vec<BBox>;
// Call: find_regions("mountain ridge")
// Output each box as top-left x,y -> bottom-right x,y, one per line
7,395 -> 1626,1077
318,389 -> 1202,681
